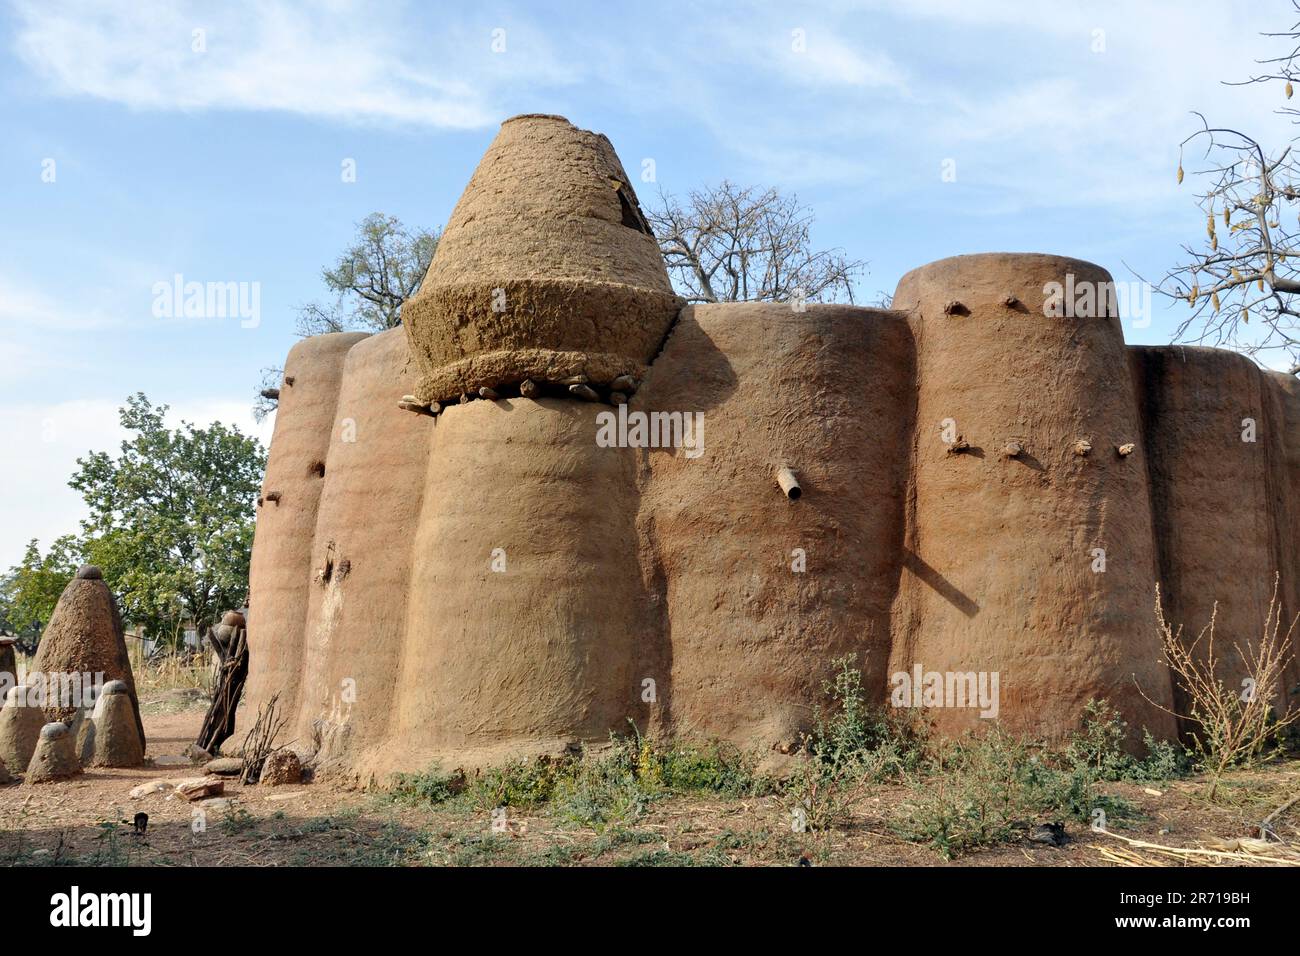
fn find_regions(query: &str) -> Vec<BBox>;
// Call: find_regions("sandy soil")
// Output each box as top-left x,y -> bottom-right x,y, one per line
2,699 -> 1297,867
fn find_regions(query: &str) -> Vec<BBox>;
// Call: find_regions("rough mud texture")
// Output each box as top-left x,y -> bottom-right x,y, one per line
403,114 -> 680,404
368,396 -> 648,775
636,303 -> 914,750
0,687 -> 44,772
245,331 -> 369,726
1266,370 -> 1300,701
417,345 -> 649,406
24,722 -> 81,784
1133,348 -> 1300,719
30,567 -> 143,746
259,749 -> 302,786
893,255 -> 1177,742
244,119 -> 1300,779
292,328 -> 431,762
89,680 -> 145,768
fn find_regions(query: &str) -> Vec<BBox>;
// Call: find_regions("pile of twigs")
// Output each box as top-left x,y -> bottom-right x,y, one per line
240,693 -> 287,785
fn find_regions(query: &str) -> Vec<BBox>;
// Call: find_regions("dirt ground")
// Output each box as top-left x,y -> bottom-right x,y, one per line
2,694 -> 1297,867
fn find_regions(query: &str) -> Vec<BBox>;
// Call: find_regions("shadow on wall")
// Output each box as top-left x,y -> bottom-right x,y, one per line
903,550 -> 980,619
639,309 -> 739,412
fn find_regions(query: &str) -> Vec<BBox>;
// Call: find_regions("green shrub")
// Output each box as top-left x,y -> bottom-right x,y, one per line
890,727 -> 1137,859
390,764 -> 465,806
552,732 -> 767,827
1064,699 -> 1190,782
551,746 -> 649,827
466,757 -> 566,811
805,655 -> 930,777
652,741 -> 765,796
391,728 -> 768,826
780,655 -> 932,832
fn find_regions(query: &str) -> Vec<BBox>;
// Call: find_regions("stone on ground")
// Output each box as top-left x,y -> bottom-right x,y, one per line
174,776 -> 224,801
259,749 -> 302,785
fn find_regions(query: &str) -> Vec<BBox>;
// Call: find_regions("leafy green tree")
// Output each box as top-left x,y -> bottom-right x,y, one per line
0,578 -> 12,635
69,394 -> 266,644
0,536 -> 81,650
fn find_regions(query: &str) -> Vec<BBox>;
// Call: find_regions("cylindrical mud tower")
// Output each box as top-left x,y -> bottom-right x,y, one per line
636,302 -> 915,752
1265,371 -> 1300,699
892,254 -> 1177,743
246,332 -> 368,726
367,399 -> 650,775
294,328 -> 432,761
1133,348 -> 1300,721
361,114 -> 679,776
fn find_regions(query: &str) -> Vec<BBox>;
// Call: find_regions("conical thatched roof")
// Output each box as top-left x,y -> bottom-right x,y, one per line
403,114 -> 681,403
31,566 -> 144,748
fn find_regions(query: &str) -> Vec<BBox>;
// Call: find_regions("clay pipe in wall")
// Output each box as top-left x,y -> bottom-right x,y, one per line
775,465 -> 801,500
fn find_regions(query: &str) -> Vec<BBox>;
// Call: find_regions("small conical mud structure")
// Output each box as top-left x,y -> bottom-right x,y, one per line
24,722 -> 82,784
0,686 -> 45,772
403,113 -> 682,404
89,679 -> 144,767
31,565 -> 144,747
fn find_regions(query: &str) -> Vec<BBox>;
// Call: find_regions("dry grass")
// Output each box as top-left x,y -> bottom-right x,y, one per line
1092,828 -> 1300,866
10,636 -> 211,697
126,637 -> 211,696
1145,576 -> 1300,798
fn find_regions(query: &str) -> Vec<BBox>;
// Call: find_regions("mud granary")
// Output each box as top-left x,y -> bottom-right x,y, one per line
244,114 -> 1300,779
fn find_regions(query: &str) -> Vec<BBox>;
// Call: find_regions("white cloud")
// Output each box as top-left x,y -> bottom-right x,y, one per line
0,278 -> 116,386
9,0 -> 532,128
731,141 -> 877,186
779,30 -> 908,91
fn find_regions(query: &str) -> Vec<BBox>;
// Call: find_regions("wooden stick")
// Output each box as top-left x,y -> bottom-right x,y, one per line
1262,790 -> 1300,830
1096,829 -> 1300,866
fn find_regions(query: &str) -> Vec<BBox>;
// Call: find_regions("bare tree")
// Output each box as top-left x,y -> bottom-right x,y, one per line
648,181 -> 865,305
1156,7 -> 1300,370
255,213 -> 439,418
296,212 -> 440,335
1146,578 -> 1300,799
252,366 -> 283,424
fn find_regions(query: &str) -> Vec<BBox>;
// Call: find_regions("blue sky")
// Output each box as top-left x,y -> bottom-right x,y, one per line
0,0 -> 1295,568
